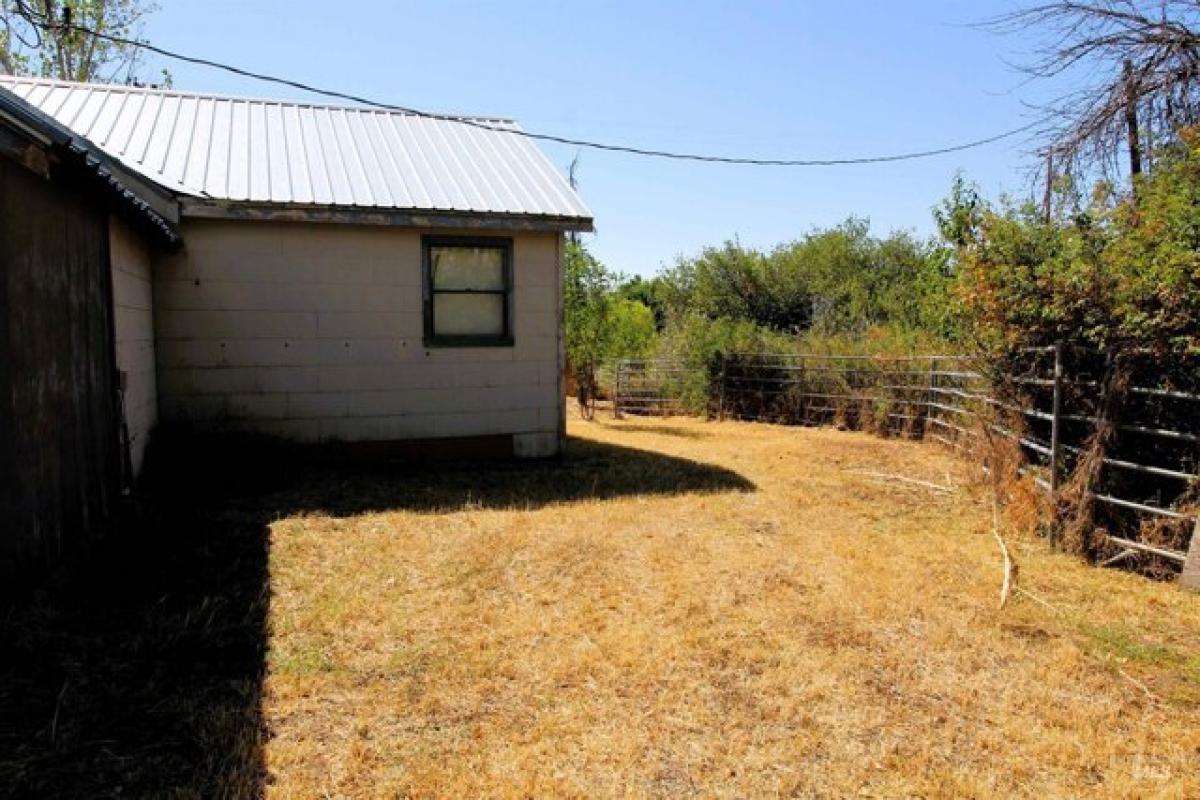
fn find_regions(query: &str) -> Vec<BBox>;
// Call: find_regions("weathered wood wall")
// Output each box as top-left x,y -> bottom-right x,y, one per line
0,152 -> 121,586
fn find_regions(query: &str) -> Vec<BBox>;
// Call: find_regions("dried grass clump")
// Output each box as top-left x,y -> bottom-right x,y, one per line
1058,363 -> 1132,559
958,402 -> 1026,494
1134,490 -> 1200,579
1140,500 -> 1199,554
1009,475 -> 1052,537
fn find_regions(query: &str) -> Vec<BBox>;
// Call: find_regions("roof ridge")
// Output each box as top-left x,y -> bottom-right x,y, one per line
0,74 -> 517,125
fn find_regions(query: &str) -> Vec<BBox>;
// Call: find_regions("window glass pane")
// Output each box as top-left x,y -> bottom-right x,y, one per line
431,246 -> 505,290
433,293 -> 505,337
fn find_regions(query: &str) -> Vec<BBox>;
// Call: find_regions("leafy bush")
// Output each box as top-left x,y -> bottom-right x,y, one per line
655,220 -> 956,342
565,242 -> 656,412
943,136 -> 1200,561
1109,131 -> 1200,359
947,131 -> 1200,363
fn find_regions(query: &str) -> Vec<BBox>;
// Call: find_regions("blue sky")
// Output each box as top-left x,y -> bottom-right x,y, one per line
143,1 -> 1050,276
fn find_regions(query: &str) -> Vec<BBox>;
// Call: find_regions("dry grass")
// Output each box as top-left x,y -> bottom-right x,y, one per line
259,414 -> 1200,798
2,415 -> 1194,796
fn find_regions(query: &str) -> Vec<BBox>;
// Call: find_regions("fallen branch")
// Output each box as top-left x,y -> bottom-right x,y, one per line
1117,668 -> 1162,708
848,470 -> 954,494
50,680 -> 68,746
1015,586 -> 1065,616
992,496 -> 1017,608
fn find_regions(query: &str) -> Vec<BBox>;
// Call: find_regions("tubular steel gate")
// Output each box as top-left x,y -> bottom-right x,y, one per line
613,349 -> 1200,582
612,360 -> 695,417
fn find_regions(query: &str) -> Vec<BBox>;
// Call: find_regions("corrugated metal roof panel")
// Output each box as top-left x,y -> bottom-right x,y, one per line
0,76 -> 592,221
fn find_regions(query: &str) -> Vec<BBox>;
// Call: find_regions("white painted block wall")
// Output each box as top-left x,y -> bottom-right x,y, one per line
153,220 -> 564,456
110,216 -> 158,477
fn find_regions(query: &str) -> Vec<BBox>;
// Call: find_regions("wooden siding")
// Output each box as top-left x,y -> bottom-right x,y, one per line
0,152 -> 122,585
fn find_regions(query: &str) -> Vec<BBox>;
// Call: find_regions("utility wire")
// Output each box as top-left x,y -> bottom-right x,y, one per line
32,20 -> 1038,167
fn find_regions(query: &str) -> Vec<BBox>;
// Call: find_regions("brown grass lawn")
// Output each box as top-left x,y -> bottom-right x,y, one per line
261,414 -> 1199,798
2,413 -> 1197,797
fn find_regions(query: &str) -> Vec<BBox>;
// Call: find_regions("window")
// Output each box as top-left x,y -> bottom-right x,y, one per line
423,236 -> 513,346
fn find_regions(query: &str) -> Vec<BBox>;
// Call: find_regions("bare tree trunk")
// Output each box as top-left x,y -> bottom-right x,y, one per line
1124,59 -> 1142,179
576,361 -> 596,421
1042,153 -> 1054,221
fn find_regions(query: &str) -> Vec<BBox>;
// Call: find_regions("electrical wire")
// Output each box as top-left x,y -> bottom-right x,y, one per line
27,19 -> 1038,167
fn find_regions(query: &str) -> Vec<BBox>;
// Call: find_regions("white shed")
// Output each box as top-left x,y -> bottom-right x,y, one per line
0,77 -> 593,466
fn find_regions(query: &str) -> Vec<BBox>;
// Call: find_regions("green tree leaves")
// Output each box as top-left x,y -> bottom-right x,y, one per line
950,129 -> 1200,362
661,221 -> 954,341
1,0 -> 164,84
564,242 -> 656,414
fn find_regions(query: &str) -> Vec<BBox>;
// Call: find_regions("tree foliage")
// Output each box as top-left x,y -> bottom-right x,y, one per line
564,242 -> 655,415
613,275 -> 675,331
658,220 -> 955,341
665,240 -> 814,332
1,0 -> 164,83
1108,131 -> 1200,354
949,128 -> 1200,363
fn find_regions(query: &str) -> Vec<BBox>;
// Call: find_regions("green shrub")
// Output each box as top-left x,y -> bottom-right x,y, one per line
947,130 -> 1200,363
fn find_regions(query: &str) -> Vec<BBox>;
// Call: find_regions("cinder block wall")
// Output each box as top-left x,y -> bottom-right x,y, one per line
109,216 -> 158,476
152,220 -> 564,456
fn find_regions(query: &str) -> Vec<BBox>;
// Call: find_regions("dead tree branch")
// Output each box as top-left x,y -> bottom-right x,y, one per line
986,1 -> 1200,179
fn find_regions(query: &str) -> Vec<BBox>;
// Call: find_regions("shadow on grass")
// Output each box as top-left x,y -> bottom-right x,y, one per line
0,433 -> 752,796
0,480 -> 269,797
594,420 -> 715,440
261,435 -> 755,517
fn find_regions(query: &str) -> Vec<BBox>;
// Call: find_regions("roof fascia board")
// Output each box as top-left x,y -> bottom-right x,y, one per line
94,154 -> 180,223
180,198 -> 595,233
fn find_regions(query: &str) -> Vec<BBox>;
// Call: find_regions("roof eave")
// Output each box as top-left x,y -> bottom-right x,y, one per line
178,198 -> 594,233
0,86 -> 181,248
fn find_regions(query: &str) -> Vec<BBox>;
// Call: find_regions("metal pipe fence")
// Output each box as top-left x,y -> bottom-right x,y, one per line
612,347 -> 1200,579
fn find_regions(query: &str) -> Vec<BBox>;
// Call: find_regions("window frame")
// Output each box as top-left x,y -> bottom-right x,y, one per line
422,235 -> 514,347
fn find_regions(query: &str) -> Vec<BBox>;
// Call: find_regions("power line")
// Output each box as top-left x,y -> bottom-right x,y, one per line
30,19 -> 1037,167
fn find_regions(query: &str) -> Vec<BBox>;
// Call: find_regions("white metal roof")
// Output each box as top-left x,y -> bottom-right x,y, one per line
0,76 -> 592,222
